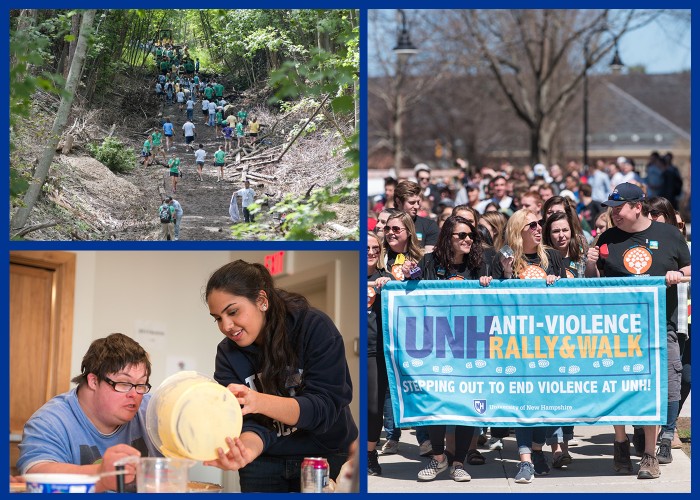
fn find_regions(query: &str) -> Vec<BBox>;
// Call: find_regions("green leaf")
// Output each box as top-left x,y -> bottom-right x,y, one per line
331,95 -> 354,114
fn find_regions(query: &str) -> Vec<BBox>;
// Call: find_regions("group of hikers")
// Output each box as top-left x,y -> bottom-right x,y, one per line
139,42 -> 264,240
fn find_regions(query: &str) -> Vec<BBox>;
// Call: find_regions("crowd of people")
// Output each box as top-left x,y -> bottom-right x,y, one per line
139,42 -> 265,240
367,151 -> 690,484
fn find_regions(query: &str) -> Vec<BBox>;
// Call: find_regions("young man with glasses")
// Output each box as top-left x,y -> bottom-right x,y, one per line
586,182 -> 690,480
16,333 -> 160,492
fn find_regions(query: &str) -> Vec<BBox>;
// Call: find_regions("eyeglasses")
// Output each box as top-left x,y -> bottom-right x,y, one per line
418,176 -> 430,181
452,232 -> 473,240
367,246 -> 381,254
387,226 -> 406,234
523,220 -> 543,231
103,376 -> 151,394
608,192 -> 644,202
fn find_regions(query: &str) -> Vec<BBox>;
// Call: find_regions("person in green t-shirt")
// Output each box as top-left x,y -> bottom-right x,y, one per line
237,108 -> 248,127
235,120 -> 245,148
204,85 -> 214,101
141,138 -> 152,167
168,154 -> 181,193
214,145 -> 226,182
215,108 -> 225,135
214,82 -> 224,98
151,130 -> 166,162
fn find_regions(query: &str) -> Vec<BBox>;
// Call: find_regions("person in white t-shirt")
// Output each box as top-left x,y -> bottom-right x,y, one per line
234,180 -> 256,222
194,144 -> 206,181
182,120 -> 196,151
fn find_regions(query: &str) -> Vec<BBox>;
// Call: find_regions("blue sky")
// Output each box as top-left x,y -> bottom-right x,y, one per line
369,9 -> 691,76
618,15 -> 691,73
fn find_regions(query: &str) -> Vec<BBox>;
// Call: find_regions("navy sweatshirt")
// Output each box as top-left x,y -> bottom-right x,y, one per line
213,307 -> 357,457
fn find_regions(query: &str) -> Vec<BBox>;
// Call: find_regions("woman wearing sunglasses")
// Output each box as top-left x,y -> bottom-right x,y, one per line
382,211 -> 424,281
642,196 -> 679,229
493,208 -> 567,484
367,231 -> 393,476
401,215 -> 494,483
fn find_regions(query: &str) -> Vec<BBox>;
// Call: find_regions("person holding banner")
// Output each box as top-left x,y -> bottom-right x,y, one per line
381,210 -> 431,455
367,231 -> 393,476
586,183 -> 690,480
493,208 -> 567,483
401,215 -> 495,482
383,211 -> 424,282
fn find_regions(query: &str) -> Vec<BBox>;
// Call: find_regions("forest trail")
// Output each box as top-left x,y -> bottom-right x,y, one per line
124,72 -> 270,241
11,9 -> 359,241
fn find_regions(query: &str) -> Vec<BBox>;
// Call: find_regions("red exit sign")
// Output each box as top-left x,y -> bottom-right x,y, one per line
264,251 -> 286,276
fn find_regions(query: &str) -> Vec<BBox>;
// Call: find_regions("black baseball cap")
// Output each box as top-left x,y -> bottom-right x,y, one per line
602,182 -> 645,207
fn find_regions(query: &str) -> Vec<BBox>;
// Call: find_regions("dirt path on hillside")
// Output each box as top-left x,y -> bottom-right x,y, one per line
116,92 -> 264,241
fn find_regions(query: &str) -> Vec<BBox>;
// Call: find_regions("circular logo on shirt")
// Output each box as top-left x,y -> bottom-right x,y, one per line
519,265 -> 548,280
623,246 -> 653,275
368,286 -> 376,308
391,264 -> 405,281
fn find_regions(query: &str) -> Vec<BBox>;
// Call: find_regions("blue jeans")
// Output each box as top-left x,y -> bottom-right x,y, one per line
661,400 -> 680,441
515,427 -> 547,456
208,113 -> 215,126
173,213 -> 182,239
238,453 -> 347,492
545,426 -> 574,445
186,108 -> 193,121
383,389 -> 429,443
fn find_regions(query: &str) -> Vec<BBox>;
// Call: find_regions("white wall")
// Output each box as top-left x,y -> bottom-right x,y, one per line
70,251 -> 358,486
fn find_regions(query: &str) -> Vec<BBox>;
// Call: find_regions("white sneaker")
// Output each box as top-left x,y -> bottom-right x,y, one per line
449,464 -> 471,482
486,437 -> 503,450
417,456 -> 448,481
418,440 -> 433,457
381,440 -> 399,455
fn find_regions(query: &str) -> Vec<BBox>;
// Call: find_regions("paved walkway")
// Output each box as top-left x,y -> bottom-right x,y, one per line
369,408 -> 691,493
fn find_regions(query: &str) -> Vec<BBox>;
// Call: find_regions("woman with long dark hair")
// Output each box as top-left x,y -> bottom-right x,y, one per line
402,216 -> 493,483
203,260 -> 357,492
543,211 -> 588,278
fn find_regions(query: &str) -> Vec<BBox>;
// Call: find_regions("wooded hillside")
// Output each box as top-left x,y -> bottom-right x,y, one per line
10,9 -> 359,241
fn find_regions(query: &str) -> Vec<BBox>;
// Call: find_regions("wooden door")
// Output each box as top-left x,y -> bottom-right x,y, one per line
9,251 -> 76,474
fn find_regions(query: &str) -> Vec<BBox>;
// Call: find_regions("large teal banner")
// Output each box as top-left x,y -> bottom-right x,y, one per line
382,277 -> 668,427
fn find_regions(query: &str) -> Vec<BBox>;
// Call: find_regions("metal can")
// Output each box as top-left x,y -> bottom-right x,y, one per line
301,457 -> 329,493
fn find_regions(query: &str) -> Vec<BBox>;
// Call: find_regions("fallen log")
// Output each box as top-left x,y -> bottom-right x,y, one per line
12,221 -> 59,238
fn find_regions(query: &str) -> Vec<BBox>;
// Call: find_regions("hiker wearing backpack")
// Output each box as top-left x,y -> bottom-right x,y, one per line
168,153 -> 181,194
158,199 -> 175,240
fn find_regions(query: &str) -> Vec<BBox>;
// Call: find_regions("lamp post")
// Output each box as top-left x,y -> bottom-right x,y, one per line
392,9 -> 418,178
583,35 -> 623,171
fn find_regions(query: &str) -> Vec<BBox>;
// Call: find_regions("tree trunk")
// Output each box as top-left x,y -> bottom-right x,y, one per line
11,9 -> 97,231
63,12 -> 80,80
